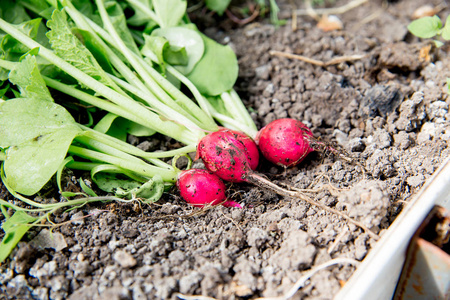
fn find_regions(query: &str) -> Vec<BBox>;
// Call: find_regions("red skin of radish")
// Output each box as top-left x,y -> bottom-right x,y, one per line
177,169 -> 241,208
197,129 -> 257,183
255,118 -> 314,167
217,128 -> 259,171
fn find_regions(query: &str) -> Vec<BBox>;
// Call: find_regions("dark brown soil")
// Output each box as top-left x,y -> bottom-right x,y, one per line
1,0 -> 450,299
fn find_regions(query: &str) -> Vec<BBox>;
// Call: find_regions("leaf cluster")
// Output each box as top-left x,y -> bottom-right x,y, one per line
0,0 -> 260,263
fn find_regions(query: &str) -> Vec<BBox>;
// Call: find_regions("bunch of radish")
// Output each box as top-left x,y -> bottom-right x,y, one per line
179,118 -> 378,239
177,118 -> 317,208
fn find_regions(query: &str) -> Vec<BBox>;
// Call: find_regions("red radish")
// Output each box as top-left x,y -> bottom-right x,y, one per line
196,128 -> 379,240
177,168 -> 241,208
255,118 -> 314,167
218,128 -> 259,171
197,128 -> 304,192
197,129 -> 256,182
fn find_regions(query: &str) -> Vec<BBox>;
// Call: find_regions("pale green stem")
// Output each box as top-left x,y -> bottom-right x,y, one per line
79,126 -> 197,161
107,74 -> 206,130
0,18 -> 198,145
141,144 -> 198,158
95,0 -> 206,132
44,77 -> 148,125
204,101 -> 258,138
125,0 -> 162,26
221,90 -> 258,137
75,134 -> 174,171
65,161 -> 104,171
66,161 -> 149,183
166,65 -> 213,120
135,53 -> 218,130
0,199 -> 49,212
1,168 -> 60,209
68,145 -> 177,182
0,196 -> 125,212
65,161 -> 150,183
75,136 -> 154,166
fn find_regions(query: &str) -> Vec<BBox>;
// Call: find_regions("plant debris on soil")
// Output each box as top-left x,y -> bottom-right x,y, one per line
1,0 -> 450,299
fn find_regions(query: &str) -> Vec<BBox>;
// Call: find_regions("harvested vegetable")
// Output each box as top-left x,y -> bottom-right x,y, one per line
0,0 -> 258,198
256,118 -> 314,167
197,129 -> 379,239
0,0 -> 257,262
217,128 -> 260,170
197,129 -> 258,182
177,168 -> 240,208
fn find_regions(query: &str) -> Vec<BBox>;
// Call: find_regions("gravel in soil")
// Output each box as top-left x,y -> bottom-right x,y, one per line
1,0 -> 450,299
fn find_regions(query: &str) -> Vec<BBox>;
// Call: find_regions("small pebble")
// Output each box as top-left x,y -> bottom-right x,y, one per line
113,250 -> 136,268
407,174 -> 425,188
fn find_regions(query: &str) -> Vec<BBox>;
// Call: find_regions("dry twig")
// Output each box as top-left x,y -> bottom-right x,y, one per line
294,0 -> 369,17
225,5 -> 260,25
269,50 -> 366,67
327,227 -> 349,254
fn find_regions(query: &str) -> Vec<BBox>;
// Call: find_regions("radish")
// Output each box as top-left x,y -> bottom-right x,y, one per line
218,128 -> 260,171
197,128 -> 259,182
255,118 -> 314,167
197,128 -> 313,191
177,168 -> 241,208
197,129 -> 379,239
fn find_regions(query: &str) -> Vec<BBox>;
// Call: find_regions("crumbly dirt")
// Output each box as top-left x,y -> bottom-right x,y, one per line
1,0 -> 450,299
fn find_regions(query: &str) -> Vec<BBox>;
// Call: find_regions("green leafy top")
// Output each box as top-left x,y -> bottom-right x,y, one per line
46,9 -> 118,90
144,26 -> 203,74
0,0 -> 34,24
152,0 -> 187,28
186,33 -> 238,96
8,54 -> 53,101
0,211 -> 38,263
0,97 -> 82,195
442,15 -> 450,40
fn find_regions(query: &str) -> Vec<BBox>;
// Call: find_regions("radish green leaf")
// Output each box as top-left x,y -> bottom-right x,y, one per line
151,26 -> 204,74
186,34 -> 238,96
46,9 -> 117,89
8,54 -> 53,101
0,98 -> 81,195
0,211 -> 37,263
152,0 -> 186,28
115,175 -> 164,202
442,15 -> 450,40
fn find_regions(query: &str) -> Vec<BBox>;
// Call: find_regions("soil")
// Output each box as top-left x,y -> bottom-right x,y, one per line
1,0 -> 450,299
